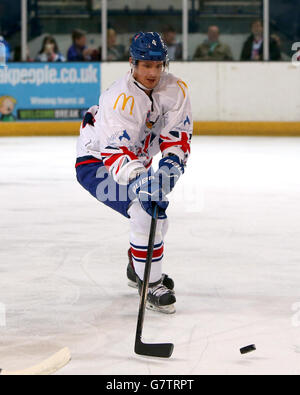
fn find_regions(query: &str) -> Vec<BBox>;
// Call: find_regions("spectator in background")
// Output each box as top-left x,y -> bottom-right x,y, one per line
271,34 -> 289,61
107,28 -> 125,61
98,29 -> 126,61
162,25 -> 182,61
122,36 -> 133,60
193,26 -> 233,61
36,36 -> 65,62
240,20 -> 281,61
67,29 -> 96,61
0,35 -> 11,62
13,45 -> 33,62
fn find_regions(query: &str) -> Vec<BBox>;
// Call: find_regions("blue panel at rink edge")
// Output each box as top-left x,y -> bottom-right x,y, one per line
0,62 -> 101,121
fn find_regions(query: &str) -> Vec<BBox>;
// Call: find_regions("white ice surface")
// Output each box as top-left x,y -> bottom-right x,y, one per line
0,136 -> 300,375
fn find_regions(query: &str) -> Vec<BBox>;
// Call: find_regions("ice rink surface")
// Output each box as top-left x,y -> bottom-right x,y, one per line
0,135 -> 300,375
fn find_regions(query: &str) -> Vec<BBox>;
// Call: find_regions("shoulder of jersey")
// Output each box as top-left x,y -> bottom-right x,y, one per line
157,72 -> 189,101
101,73 -> 131,109
102,72 -> 130,99
160,72 -> 178,86
100,72 -> 141,120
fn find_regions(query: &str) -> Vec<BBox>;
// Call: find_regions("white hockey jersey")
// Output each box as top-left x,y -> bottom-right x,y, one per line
76,70 -> 193,185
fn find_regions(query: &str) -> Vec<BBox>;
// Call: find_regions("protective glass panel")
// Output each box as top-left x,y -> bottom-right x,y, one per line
106,0 -> 183,61
188,0 -> 263,61
0,0 -> 21,62
270,0 -> 300,62
26,0 -> 101,62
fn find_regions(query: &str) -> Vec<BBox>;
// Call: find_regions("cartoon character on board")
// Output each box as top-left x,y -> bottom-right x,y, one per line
0,96 -> 17,121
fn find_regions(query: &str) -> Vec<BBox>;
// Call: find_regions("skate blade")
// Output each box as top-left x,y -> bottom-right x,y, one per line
127,280 -> 175,292
146,302 -> 176,314
128,280 -> 138,289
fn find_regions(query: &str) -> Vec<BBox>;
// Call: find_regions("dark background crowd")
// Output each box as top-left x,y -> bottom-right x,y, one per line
0,22 -> 285,63
0,0 -> 299,63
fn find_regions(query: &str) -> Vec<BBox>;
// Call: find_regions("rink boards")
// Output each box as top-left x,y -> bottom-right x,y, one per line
0,61 -> 299,136
1,120 -> 300,137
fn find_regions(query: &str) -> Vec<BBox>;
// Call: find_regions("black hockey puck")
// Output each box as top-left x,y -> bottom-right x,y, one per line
240,344 -> 256,354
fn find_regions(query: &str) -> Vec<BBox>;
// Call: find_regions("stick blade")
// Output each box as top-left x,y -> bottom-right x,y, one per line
0,347 -> 71,375
135,340 -> 174,358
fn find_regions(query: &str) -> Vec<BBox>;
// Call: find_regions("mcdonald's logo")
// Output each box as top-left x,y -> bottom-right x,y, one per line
113,93 -> 135,115
177,80 -> 188,98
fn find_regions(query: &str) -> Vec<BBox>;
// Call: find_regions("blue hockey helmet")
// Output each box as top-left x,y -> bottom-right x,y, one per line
130,32 -> 168,65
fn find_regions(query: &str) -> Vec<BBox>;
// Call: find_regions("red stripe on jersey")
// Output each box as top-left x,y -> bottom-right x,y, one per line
119,146 -> 138,160
115,156 -> 125,175
101,152 -> 112,157
75,159 -> 101,168
101,146 -> 138,170
142,134 -> 151,154
160,133 -> 190,154
145,158 -> 153,169
103,153 -> 123,168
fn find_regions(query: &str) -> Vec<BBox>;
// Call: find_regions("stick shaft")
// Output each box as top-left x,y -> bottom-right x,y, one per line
135,206 -> 158,341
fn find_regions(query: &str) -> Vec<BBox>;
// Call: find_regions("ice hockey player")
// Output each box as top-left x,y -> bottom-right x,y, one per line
76,32 -> 192,314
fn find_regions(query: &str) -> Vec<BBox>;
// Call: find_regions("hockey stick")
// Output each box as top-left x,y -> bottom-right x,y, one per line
134,204 -> 174,358
0,347 -> 71,375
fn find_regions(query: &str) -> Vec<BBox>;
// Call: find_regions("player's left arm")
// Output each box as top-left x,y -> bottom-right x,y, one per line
157,79 -> 193,195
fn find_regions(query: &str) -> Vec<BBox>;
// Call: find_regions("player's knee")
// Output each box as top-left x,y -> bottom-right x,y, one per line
128,201 -> 167,236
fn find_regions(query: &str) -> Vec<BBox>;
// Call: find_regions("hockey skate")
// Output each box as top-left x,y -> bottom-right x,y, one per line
138,278 -> 176,314
127,248 -> 175,291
